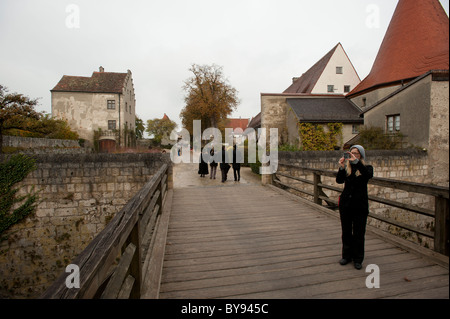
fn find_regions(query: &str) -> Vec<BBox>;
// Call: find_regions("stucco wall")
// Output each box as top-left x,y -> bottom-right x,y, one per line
52,92 -> 120,144
312,44 -> 361,95
350,84 -> 402,110
364,75 -> 432,148
51,71 -> 136,147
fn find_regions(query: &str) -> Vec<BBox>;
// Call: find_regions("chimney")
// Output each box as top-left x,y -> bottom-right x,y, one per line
292,77 -> 300,83
99,66 -> 104,72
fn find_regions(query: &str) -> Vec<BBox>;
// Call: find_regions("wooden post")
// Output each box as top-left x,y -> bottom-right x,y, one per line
313,173 -> 322,205
434,196 -> 449,256
128,222 -> 142,298
261,162 -> 273,185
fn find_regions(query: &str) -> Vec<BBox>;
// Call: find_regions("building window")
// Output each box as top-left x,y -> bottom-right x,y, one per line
344,85 -> 351,93
362,97 -> 367,107
336,67 -> 343,74
352,125 -> 360,134
387,114 -> 400,133
107,100 -> 116,110
327,85 -> 335,93
108,120 -> 116,130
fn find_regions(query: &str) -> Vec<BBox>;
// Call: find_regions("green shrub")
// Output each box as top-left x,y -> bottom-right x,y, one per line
358,126 -> 405,150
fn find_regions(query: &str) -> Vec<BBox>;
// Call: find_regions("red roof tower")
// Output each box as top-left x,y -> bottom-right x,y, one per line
349,0 -> 449,97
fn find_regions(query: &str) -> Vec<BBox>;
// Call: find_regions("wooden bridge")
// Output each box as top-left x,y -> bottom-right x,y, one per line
42,162 -> 449,299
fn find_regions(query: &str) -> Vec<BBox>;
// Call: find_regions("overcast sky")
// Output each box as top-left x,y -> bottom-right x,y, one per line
1,0 -> 449,131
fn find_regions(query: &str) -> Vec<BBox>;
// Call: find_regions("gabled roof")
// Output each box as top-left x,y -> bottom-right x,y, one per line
287,97 -> 363,123
52,71 -> 128,93
349,0 -> 449,97
283,44 -> 339,94
248,112 -> 261,129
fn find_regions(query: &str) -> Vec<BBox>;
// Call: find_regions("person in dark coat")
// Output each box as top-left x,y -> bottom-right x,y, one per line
220,145 -> 231,183
336,145 -> 373,270
232,144 -> 241,182
198,151 -> 209,177
209,147 -> 218,179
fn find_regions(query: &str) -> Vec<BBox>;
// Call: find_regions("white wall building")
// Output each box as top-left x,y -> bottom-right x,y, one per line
51,67 -> 136,147
284,42 -> 361,95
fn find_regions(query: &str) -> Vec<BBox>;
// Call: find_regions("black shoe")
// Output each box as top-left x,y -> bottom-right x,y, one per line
354,262 -> 363,270
339,258 -> 352,265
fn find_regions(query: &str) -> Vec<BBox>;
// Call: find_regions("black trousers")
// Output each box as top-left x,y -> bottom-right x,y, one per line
233,165 -> 241,181
339,207 -> 368,263
221,165 -> 230,182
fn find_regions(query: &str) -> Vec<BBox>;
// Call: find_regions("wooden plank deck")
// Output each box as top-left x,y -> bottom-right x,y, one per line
158,164 -> 449,299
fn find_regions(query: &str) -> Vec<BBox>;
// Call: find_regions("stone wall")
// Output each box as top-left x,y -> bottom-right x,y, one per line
2,136 -> 81,149
0,153 -> 171,298
276,149 -> 442,250
2,136 -> 88,155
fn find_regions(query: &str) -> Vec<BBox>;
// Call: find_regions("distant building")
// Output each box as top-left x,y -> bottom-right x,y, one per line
261,43 -> 362,149
51,67 -> 136,148
284,42 -> 361,95
247,113 -> 261,131
226,118 -> 250,133
160,113 -> 177,146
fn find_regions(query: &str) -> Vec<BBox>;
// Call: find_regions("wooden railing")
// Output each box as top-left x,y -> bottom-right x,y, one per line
41,163 -> 171,299
273,162 -> 449,256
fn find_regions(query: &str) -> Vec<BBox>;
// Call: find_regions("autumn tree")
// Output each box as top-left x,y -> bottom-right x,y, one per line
0,85 -> 40,154
0,85 -> 81,154
14,113 -> 79,140
180,64 -> 239,135
146,115 -> 177,146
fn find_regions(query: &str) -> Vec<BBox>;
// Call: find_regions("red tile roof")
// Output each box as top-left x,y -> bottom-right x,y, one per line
349,0 -> 449,97
283,43 -> 340,94
226,118 -> 250,131
52,71 -> 128,93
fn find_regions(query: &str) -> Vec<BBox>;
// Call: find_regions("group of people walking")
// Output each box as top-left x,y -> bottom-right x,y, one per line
198,145 -> 241,183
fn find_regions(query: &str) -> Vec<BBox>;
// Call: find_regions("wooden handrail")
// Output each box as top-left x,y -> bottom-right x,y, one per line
41,163 -> 171,299
275,162 -> 450,256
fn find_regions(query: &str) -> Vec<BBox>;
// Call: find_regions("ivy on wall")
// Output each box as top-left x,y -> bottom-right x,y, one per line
0,154 -> 39,240
299,122 -> 343,151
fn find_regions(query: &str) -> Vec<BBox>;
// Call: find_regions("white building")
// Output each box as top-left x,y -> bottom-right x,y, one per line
51,67 -> 136,148
284,42 -> 361,95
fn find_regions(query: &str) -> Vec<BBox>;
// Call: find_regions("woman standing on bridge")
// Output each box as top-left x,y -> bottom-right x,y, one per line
336,145 -> 373,270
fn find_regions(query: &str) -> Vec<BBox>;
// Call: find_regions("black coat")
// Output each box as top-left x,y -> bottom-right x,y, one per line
336,160 -> 373,213
219,147 -> 231,170
232,146 -> 241,169
198,153 -> 209,174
